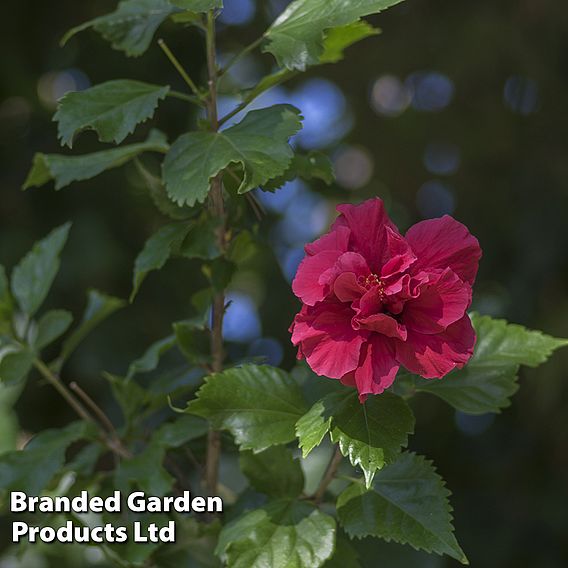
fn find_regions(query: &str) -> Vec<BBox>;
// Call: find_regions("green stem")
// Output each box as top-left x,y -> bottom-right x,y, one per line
34,359 -> 95,426
158,38 -> 204,100
34,359 -> 132,459
218,69 -> 298,127
167,90 -> 203,105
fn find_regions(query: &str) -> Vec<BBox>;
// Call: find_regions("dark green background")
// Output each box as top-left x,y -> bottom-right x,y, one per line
1,0 -> 567,566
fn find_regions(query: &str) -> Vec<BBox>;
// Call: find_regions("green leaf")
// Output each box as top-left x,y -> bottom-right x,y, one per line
406,314 -> 568,414
337,452 -> 468,565
104,372 -> 152,425
187,364 -> 308,452
134,158 -> 194,220
23,129 -> 169,191
296,391 -> 414,488
58,290 -> 125,368
152,414 -> 209,448
217,499 -> 336,568
173,319 -> 210,365
0,266 -> 13,335
204,257 -> 235,293
0,421 -> 92,494
34,309 -> 73,350
178,215 -> 221,260
11,223 -> 71,317
131,222 -> 190,301
331,392 -> 414,488
170,0 -> 223,9
0,348 -> 35,386
319,21 -> 380,64
126,335 -> 176,380
55,80 -> 170,147
295,396 -> 334,459
227,230 -> 257,265
62,0 -> 177,57
0,405 -> 18,456
323,535 -> 361,568
264,0 -> 403,70
262,151 -> 334,192
240,446 -> 305,498
115,443 -> 174,496
163,104 -> 302,206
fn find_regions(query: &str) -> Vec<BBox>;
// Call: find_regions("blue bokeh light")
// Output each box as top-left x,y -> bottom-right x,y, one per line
275,182 -> 329,245
219,0 -> 256,26
281,247 -> 305,283
423,142 -> 461,176
407,71 -> 454,112
256,179 -> 300,213
455,411 -> 495,436
289,78 -> 352,149
223,292 -> 261,342
503,76 -> 539,115
416,180 -> 456,218
248,337 -> 284,366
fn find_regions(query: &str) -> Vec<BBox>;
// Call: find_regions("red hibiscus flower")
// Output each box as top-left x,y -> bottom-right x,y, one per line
290,197 -> 482,401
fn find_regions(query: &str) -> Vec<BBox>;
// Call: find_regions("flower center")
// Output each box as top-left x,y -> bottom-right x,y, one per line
358,274 -> 386,298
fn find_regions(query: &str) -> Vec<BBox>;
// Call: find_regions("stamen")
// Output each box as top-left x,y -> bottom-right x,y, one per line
358,274 -> 386,298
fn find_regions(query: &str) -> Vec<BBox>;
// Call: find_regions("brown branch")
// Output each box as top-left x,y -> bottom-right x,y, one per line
204,9 -> 226,498
313,447 -> 343,504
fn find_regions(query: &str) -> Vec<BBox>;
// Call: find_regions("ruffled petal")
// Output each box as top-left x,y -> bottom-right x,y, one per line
290,302 -> 367,379
354,312 -> 407,340
395,314 -> 476,378
336,198 -> 399,272
354,336 -> 399,401
380,227 -> 417,278
406,216 -> 482,285
292,250 -> 343,306
305,225 -> 351,256
402,268 -> 472,334
333,272 -> 367,303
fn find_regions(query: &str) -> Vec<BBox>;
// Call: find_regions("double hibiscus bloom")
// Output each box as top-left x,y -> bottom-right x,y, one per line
290,198 -> 482,401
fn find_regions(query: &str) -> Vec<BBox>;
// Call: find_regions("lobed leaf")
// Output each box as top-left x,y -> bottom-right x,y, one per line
187,364 -> 308,452
296,391 -> 414,488
262,151 -> 335,192
163,105 -> 302,206
11,223 -> 71,317
24,130 -> 168,192
216,499 -> 336,568
55,80 -> 169,147
337,452 -> 468,565
319,21 -> 380,64
62,0 -> 177,57
264,0 -> 404,70
407,313 -> 568,414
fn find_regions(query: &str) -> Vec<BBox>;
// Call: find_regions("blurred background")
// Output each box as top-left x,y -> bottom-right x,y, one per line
1,0 -> 568,566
